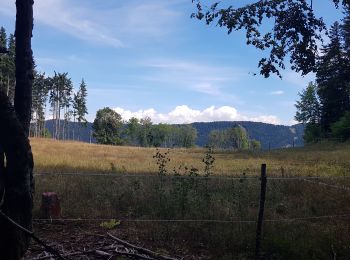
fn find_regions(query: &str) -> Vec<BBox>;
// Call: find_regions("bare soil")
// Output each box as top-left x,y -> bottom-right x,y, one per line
23,220 -> 210,260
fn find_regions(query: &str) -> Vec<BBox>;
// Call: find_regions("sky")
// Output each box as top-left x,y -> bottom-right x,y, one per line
0,0 -> 344,125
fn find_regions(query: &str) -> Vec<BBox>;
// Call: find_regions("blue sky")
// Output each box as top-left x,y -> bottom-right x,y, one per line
0,0 -> 343,125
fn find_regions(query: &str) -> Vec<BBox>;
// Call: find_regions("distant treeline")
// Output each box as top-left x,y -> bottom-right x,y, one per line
1,26 -> 88,141
91,107 -> 198,148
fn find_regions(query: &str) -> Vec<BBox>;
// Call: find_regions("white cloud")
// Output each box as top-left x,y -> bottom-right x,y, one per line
33,0 -> 123,47
270,90 -> 284,95
0,0 -> 181,47
113,105 -> 281,125
115,2 -> 181,40
142,59 -> 246,96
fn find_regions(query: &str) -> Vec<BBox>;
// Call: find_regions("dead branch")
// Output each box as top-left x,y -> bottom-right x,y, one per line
107,233 -> 178,260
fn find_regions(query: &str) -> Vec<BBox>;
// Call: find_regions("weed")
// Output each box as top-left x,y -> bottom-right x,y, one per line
153,148 -> 170,176
202,146 -> 215,177
100,219 -> 121,229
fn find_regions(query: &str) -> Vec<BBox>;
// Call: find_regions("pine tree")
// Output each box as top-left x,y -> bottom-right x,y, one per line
0,29 -> 16,105
6,34 -> 16,104
0,27 -> 7,94
49,72 -> 73,139
32,71 -> 49,137
316,22 -> 349,135
73,79 -> 88,140
341,4 -> 350,108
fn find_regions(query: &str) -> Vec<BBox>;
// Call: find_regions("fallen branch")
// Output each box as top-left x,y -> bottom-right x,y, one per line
107,233 -> 178,260
0,210 -> 66,260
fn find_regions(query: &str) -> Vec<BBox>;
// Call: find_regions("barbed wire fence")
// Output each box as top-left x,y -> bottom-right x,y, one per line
2,164 -> 350,259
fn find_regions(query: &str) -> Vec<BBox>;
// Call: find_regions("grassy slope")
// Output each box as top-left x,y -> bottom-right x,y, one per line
31,138 -> 350,176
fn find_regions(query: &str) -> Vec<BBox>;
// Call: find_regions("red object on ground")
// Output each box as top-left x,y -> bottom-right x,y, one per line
41,192 -> 61,219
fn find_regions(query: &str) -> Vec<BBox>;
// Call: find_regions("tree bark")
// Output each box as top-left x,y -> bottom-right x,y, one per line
0,91 -> 34,259
0,0 -> 35,258
14,0 -> 34,136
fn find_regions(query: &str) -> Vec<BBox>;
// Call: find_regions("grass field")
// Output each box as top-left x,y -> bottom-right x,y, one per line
30,138 -> 350,259
31,138 -> 350,177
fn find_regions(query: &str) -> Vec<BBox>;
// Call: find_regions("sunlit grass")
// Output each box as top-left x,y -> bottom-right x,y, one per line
31,138 -> 350,177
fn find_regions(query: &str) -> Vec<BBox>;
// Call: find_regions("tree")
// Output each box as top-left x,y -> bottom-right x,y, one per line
73,79 -> 88,140
250,139 -> 262,150
191,0 -> 350,78
316,22 -> 349,134
125,117 -> 140,146
208,129 -> 228,148
0,27 -> 8,93
0,28 -> 15,104
295,82 -> 320,124
229,125 -> 249,150
177,125 -> 198,148
295,82 -> 323,142
49,72 -> 73,139
0,0 -> 35,258
31,71 -> 49,137
92,107 -> 124,145
331,111 -> 350,140
138,117 -> 153,147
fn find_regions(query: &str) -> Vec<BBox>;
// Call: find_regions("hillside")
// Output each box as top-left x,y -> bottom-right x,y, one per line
43,120 -> 304,149
192,121 -> 304,149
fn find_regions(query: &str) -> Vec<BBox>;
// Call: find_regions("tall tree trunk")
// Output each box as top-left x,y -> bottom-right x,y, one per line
14,0 -> 34,136
0,0 -> 35,258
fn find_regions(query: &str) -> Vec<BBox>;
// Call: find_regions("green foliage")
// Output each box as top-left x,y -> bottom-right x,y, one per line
123,117 -> 197,148
303,123 -> 323,143
73,79 -> 88,126
316,22 -> 350,134
250,139 -> 261,150
331,112 -> 350,141
295,16 -> 350,143
100,219 -> 120,229
208,125 -> 250,150
31,71 -> 50,137
192,0 -> 329,77
125,117 -> 140,146
295,82 -> 320,124
0,27 -> 15,104
92,107 -> 124,145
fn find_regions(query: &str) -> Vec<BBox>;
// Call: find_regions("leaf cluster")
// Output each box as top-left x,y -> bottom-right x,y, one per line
191,0 -> 344,77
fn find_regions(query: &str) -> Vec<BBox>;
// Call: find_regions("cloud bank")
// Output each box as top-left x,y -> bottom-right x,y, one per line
114,105 -> 281,125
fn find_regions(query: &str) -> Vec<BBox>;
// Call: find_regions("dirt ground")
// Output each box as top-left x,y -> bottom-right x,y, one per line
23,220 -> 210,260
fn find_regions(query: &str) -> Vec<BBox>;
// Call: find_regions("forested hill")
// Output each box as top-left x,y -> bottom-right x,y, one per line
192,121 -> 304,149
43,120 -> 304,149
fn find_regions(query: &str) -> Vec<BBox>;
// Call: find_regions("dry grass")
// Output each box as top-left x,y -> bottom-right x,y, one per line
31,138 -> 350,176
30,138 -> 350,258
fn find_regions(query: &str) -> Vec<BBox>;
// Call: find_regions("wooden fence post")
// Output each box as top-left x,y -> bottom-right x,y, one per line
255,164 -> 267,260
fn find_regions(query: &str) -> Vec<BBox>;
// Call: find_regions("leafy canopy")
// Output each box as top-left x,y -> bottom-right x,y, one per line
192,0 -> 350,77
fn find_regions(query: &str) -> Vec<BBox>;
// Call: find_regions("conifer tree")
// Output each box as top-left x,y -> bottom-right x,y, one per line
73,79 -> 88,140
316,22 -> 349,134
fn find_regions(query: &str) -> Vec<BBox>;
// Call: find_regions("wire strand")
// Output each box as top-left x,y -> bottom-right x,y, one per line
33,172 -> 350,180
33,213 -> 350,224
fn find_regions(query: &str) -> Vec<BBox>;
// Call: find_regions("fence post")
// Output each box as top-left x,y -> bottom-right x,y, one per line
255,164 -> 267,260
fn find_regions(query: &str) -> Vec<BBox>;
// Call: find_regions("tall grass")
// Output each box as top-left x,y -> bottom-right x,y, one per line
31,138 -> 350,176
30,138 -> 350,258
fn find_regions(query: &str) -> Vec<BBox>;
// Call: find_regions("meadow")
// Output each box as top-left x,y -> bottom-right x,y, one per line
30,138 -> 350,259
31,138 -> 350,176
